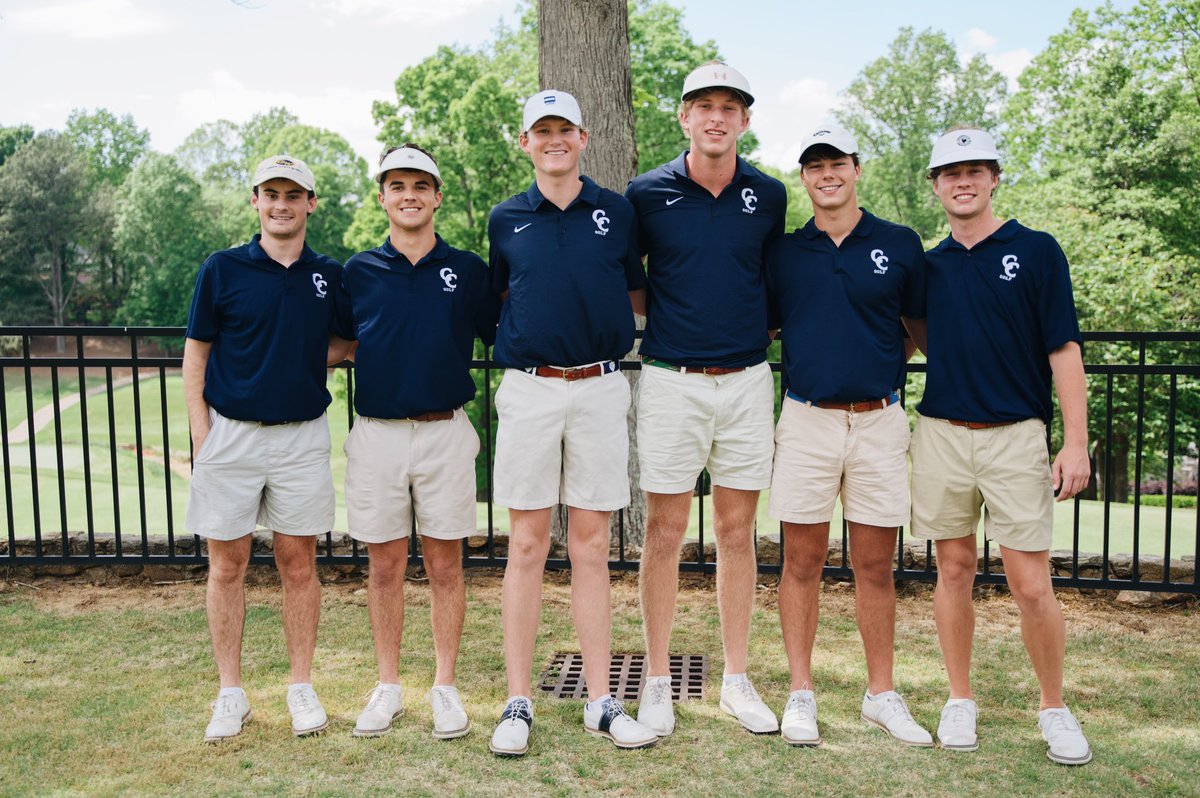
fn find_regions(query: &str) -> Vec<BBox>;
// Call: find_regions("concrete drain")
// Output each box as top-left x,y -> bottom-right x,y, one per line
537,652 -> 709,700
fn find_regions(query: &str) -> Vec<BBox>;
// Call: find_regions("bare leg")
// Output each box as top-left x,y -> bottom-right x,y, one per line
712,486 -> 760,675
422,536 -> 466,686
639,491 -> 691,676
273,533 -> 320,684
365,538 -> 408,684
206,535 -> 252,688
848,523 -> 899,694
933,537 -> 978,699
779,522 -> 829,691
1000,546 -> 1066,709
502,507 -> 551,697
567,507 -> 614,702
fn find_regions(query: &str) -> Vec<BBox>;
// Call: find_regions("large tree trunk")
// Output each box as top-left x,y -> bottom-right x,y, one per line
538,0 -> 645,550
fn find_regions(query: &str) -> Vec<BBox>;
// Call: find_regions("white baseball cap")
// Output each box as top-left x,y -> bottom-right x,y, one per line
928,128 -> 1001,170
681,62 -> 754,107
252,155 -> 315,192
373,146 -> 443,187
523,90 -> 583,131
797,125 -> 859,163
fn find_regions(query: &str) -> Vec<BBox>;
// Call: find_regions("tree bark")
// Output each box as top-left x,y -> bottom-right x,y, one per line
538,0 -> 645,549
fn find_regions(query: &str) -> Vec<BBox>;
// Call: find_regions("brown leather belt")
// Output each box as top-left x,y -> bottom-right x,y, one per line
643,358 -> 746,375
946,419 -> 1017,430
527,362 -> 617,380
813,397 -> 892,412
407,410 -> 455,422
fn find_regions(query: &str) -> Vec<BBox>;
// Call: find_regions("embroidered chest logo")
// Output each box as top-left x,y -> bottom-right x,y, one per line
1000,254 -> 1021,282
312,273 -> 327,298
741,188 -> 758,214
440,267 -> 458,292
870,249 -> 889,275
592,209 -> 610,236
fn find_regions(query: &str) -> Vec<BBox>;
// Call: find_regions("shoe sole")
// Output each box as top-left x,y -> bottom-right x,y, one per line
488,742 -> 528,756
204,708 -> 252,743
584,727 -> 658,749
781,731 -> 821,747
719,699 -> 779,734
937,735 -> 978,753
352,710 -> 404,738
1046,748 -> 1092,766
293,719 -> 329,737
432,722 -> 471,740
861,714 -> 934,747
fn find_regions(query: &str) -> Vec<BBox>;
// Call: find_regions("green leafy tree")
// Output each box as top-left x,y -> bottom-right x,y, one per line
64,108 -> 150,187
0,124 -> 34,168
836,27 -> 1007,239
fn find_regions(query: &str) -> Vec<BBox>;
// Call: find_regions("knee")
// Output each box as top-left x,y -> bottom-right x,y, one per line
509,533 -> 550,565
568,532 -> 609,569
852,557 -> 895,589
277,552 -> 317,590
936,553 -> 978,590
207,548 -> 248,587
423,550 -> 463,591
715,529 -> 755,560
1008,577 -> 1056,613
782,546 -> 826,581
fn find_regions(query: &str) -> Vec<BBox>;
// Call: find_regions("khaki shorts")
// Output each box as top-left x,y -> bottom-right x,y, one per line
344,410 -> 480,543
186,408 -> 334,540
769,399 -> 910,527
909,415 -> 1054,552
492,368 -> 631,511
636,361 -> 775,493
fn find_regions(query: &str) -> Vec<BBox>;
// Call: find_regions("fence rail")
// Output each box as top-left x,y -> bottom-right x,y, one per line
2,326 -> 1197,593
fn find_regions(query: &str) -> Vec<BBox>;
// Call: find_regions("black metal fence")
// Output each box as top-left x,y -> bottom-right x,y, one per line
1,326 -> 1197,593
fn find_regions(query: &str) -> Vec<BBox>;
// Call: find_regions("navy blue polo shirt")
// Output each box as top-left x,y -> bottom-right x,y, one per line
766,210 -> 927,402
186,234 -> 344,423
336,234 -> 500,419
625,152 -> 786,368
488,176 -> 645,368
918,220 -> 1082,424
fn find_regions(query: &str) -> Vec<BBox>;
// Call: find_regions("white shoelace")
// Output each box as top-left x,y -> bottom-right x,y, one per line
363,685 -> 396,713
786,694 -> 815,720
211,694 -> 242,718
879,694 -> 915,722
290,687 -> 319,712
431,687 -> 458,713
730,680 -> 762,703
1042,709 -> 1078,734
504,698 -> 532,725
942,702 -> 974,727
645,680 -> 672,705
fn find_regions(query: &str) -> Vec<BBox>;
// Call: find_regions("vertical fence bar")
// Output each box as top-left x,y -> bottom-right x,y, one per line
50,367 -> 69,554
130,337 -> 149,557
1102,373 -> 1114,582
0,368 -> 14,552
106,366 -> 123,557
159,366 -> 175,554
483,354 -> 496,563
1163,375 -> 1177,585
696,473 -> 706,567
1131,340 -> 1146,582
76,336 -> 96,557
23,335 -> 42,557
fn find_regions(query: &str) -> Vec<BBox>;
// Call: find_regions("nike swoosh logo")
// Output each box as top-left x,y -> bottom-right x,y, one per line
514,223 -> 532,233
665,197 -> 683,206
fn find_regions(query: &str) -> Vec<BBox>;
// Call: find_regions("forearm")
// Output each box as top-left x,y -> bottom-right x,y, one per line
1049,341 -> 1087,447
182,338 -> 212,443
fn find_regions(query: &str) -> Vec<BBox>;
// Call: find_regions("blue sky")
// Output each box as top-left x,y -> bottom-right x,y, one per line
0,0 -> 1130,170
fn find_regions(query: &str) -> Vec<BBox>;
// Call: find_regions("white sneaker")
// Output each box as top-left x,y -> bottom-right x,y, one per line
936,698 -> 978,752
780,690 -> 820,746
719,679 -> 779,734
352,683 -> 403,738
860,691 -> 933,747
1038,706 -> 1092,765
429,685 -> 470,740
636,676 -> 675,736
489,697 -> 533,757
204,691 -> 251,742
287,684 -> 329,737
584,696 -> 658,749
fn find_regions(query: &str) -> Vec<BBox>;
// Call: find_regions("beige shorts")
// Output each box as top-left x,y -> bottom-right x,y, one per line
909,415 -> 1054,552
492,368 -> 631,511
343,410 -> 480,543
186,408 -> 334,541
636,361 -> 775,493
769,398 -> 911,527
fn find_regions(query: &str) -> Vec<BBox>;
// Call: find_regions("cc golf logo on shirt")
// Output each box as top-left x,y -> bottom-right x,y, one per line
1000,254 -> 1021,282
741,188 -> 757,214
312,273 -> 327,298
592,209 -> 610,236
870,249 -> 889,275
440,267 -> 458,292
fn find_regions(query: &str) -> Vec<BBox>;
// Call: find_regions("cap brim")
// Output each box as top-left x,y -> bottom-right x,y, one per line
929,148 -> 1001,170
682,87 -> 754,107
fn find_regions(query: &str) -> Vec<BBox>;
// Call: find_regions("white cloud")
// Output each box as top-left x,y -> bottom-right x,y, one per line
8,0 -> 171,39
959,27 -> 997,53
988,48 -> 1034,85
953,27 -> 1034,91
753,77 -> 839,170
310,0 -> 507,27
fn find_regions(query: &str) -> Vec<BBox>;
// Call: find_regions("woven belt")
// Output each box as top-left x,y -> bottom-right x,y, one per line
407,410 -> 455,422
258,420 -> 291,427
787,390 -> 899,412
642,358 -> 746,376
525,361 -> 618,381
945,419 -> 1017,430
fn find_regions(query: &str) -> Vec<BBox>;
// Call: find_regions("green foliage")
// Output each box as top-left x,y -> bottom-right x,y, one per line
0,124 -> 34,168
175,107 -> 300,189
836,27 -> 1007,239
64,107 -> 150,187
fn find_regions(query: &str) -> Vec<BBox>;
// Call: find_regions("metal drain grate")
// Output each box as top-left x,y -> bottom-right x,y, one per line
537,653 -> 708,700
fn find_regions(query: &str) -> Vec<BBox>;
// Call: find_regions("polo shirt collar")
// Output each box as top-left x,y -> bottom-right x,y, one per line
935,218 -> 1021,253
800,208 -> 876,241
668,151 -> 753,185
248,233 -> 317,265
379,233 -> 450,266
524,176 -> 601,210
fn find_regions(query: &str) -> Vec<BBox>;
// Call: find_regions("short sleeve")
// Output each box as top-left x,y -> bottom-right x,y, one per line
900,232 -> 928,320
330,262 -> 356,341
1036,236 -> 1082,353
622,209 -> 647,291
185,258 -> 219,342
487,210 -> 511,295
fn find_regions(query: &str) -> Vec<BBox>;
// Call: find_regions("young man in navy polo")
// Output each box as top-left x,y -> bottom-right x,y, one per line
908,128 -> 1092,764
625,62 -> 786,736
185,155 -> 344,742
331,144 -> 499,741
486,90 -> 656,756
765,125 -> 930,748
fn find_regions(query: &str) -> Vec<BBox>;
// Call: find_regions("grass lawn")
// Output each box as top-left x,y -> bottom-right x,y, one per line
1,575 -> 1197,797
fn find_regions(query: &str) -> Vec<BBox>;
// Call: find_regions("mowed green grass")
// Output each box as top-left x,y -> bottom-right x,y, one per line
2,371 -> 1196,563
1,576 -> 1197,797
